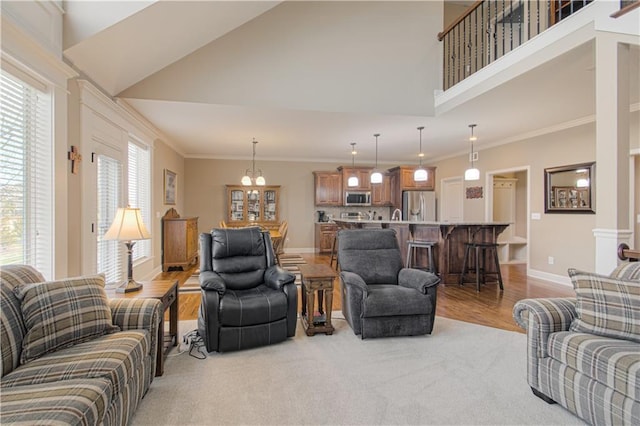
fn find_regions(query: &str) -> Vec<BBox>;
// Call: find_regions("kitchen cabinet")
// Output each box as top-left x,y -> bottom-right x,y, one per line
315,223 -> 338,254
313,171 -> 342,206
371,173 -> 392,206
162,208 -> 199,272
388,166 -> 436,191
338,166 -> 373,191
226,185 -> 280,228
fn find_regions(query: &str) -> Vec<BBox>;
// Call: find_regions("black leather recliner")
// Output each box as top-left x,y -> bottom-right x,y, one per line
198,227 -> 297,352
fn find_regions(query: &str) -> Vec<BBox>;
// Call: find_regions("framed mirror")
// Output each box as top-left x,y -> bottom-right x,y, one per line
544,162 -> 595,214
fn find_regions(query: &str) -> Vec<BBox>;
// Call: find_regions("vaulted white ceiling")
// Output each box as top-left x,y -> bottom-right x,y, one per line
62,1 -> 638,164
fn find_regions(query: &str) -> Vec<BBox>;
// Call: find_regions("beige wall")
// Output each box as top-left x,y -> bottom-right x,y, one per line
432,123 -> 597,275
183,111 -> 639,275
635,154 -> 640,250
183,159 -> 397,252
186,159 -> 331,252
153,140 -> 186,271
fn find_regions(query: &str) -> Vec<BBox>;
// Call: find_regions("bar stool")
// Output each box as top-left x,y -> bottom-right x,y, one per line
329,233 -> 338,270
406,240 -> 437,273
459,241 -> 504,292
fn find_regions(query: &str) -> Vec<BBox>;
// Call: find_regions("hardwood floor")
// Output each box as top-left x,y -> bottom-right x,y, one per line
155,253 -> 575,333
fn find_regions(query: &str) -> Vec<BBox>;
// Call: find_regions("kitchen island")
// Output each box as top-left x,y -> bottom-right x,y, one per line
332,219 -> 509,285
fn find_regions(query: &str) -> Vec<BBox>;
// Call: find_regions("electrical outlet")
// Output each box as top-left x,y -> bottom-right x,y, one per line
531,213 -> 541,220
548,256 -> 554,265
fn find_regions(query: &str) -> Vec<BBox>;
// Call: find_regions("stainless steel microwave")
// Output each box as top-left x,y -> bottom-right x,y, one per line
344,191 -> 371,206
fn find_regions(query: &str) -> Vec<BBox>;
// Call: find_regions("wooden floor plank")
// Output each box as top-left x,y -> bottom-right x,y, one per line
154,253 -> 575,333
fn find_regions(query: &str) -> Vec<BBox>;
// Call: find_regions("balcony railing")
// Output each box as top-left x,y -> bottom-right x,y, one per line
438,0 -> 593,90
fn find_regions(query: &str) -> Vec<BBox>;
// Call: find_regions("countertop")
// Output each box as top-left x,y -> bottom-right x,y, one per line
332,218 -> 511,226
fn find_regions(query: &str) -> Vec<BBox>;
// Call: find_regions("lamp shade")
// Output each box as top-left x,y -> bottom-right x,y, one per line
255,175 -> 266,186
370,171 -> 383,184
103,207 -> 151,241
241,175 -> 252,186
464,167 -> 480,181
347,176 -> 359,187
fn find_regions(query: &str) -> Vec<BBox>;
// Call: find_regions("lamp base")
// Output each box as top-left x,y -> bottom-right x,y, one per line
116,279 -> 143,293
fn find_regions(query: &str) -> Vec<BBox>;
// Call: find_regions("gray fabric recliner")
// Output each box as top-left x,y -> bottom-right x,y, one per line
337,229 -> 441,339
198,227 -> 297,352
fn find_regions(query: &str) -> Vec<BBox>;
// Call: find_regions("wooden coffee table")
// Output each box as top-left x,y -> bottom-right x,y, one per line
299,264 -> 337,336
108,279 -> 178,376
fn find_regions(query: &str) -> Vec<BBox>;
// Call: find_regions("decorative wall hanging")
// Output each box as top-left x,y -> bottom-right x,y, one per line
466,186 -> 483,199
544,162 -> 595,213
164,169 -> 177,205
68,145 -> 82,174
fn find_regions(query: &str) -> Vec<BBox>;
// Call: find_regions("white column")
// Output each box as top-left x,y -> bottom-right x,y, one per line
593,33 -> 632,274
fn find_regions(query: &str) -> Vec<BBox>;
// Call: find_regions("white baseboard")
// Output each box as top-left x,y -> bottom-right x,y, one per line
527,268 -> 572,287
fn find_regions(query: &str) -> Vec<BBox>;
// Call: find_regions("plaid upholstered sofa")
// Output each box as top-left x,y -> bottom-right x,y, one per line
513,262 -> 640,425
0,265 -> 163,425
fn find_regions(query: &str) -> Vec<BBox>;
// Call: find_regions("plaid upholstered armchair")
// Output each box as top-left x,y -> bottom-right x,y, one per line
513,262 -> 640,425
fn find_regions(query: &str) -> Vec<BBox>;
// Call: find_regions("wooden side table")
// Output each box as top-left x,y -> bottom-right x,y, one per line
299,264 -> 337,336
109,279 -> 178,376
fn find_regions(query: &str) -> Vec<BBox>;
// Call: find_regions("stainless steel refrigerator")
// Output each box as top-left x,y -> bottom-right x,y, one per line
402,191 -> 436,222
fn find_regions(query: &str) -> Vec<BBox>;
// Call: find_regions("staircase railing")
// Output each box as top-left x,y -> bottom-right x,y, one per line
438,0 -> 593,91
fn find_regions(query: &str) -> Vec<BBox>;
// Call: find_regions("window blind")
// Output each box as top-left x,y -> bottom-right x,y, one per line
0,71 -> 53,278
97,154 -> 123,285
128,141 -> 151,260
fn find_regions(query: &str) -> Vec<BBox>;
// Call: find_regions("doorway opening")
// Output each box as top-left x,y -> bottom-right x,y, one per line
485,166 -> 530,266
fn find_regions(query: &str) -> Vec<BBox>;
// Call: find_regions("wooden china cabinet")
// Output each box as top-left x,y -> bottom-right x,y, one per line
226,185 -> 280,229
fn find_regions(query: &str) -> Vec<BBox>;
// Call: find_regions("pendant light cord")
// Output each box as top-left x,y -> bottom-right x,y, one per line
418,126 -> 424,167
374,134 -> 379,168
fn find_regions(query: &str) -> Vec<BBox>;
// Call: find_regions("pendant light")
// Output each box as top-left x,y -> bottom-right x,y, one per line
370,133 -> 383,184
347,142 -> 359,187
241,138 -> 266,186
464,124 -> 480,181
414,126 -> 428,182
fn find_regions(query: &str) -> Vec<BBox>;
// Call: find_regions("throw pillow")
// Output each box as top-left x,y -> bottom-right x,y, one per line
610,261 -> 640,281
568,268 -> 640,343
14,274 -> 119,364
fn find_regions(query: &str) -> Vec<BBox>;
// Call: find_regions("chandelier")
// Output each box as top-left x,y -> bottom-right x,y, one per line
241,138 -> 265,186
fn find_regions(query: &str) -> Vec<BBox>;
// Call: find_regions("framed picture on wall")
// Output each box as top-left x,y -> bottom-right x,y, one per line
164,169 -> 176,205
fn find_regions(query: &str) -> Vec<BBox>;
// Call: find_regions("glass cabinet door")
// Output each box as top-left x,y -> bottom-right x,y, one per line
246,189 -> 261,222
230,189 -> 245,222
263,189 -> 277,222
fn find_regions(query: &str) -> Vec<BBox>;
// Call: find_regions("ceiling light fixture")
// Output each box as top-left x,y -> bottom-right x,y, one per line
347,142 -> 359,187
414,126 -> 428,182
370,133 -> 383,184
241,138 -> 265,186
464,124 -> 480,181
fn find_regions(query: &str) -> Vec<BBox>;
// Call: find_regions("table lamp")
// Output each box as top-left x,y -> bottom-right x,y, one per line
104,206 -> 151,293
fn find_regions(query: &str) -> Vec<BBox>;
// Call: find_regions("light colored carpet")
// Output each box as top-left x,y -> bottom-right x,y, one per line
132,317 -> 583,425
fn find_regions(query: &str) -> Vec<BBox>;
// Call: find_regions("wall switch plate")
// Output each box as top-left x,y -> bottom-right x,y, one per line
531,213 -> 541,220
548,256 -> 554,265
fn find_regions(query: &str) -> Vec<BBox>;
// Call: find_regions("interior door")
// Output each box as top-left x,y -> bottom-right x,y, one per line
440,177 -> 463,222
